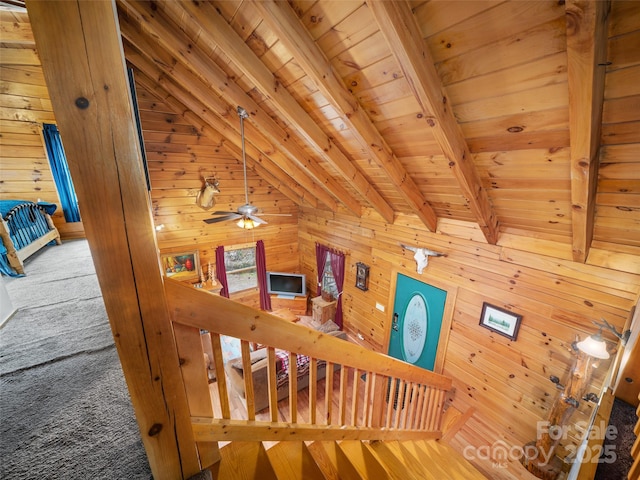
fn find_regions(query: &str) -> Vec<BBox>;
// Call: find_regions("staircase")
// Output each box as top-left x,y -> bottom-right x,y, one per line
208,439 -> 487,479
165,280 -> 485,480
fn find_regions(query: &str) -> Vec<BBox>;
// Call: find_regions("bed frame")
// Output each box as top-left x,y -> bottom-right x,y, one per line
0,201 -> 61,275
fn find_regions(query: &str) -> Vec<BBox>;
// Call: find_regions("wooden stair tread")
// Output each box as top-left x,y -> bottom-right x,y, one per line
338,440 -> 392,479
309,440 -> 370,480
210,441 -> 277,480
406,439 -> 487,479
208,439 -> 487,479
367,441 -> 425,480
265,441 -> 324,480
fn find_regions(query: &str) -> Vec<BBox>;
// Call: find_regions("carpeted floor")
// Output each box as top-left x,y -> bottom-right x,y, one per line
0,239 -> 152,479
594,397 -> 637,480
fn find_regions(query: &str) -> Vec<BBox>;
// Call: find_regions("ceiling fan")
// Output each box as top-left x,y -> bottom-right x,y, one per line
204,106 -> 288,229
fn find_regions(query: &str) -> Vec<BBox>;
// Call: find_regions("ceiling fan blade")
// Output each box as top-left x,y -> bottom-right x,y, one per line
259,213 -> 292,217
203,213 -> 241,224
211,210 -> 238,215
247,214 -> 268,225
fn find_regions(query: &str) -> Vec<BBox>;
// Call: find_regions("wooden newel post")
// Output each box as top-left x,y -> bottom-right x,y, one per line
521,345 -> 598,480
26,1 -> 201,478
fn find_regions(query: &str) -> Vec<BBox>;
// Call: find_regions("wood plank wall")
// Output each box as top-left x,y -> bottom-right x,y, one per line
298,207 -> 640,479
0,10 -> 83,239
134,83 -> 301,291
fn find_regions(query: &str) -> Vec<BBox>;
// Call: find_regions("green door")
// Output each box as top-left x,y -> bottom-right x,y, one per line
388,273 -> 447,371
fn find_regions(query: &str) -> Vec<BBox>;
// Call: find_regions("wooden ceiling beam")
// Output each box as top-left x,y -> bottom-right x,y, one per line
253,0 -> 438,232
119,15 -> 332,211
566,0 -> 610,263
131,67 -> 313,209
118,0 -> 350,215
367,0 -> 499,244
123,49 -> 320,210
162,1 -> 397,224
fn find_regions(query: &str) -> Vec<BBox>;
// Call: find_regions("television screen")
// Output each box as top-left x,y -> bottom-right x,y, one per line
266,271 -> 306,297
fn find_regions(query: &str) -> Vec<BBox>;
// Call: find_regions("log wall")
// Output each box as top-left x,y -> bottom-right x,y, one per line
0,10 -> 84,239
298,207 -> 640,479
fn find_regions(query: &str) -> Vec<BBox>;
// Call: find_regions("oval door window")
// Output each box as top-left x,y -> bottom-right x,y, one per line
402,293 -> 428,364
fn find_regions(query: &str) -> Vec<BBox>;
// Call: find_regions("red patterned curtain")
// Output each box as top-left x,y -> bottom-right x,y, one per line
315,242 -> 329,297
256,240 -> 271,311
329,249 -> 345,328
215,245 -> 229,298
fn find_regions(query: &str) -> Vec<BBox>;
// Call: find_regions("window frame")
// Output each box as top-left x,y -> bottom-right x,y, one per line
321,253 -> 338,299
223,242 -> 258,295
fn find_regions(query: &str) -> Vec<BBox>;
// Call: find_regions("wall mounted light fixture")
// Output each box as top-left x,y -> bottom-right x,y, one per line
521,318 -> 627,479
576,318 -> 630,360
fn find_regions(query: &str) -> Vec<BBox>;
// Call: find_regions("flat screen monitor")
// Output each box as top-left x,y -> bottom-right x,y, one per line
266,271 -> 306,298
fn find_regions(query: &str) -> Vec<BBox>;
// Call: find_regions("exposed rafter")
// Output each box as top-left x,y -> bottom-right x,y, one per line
565,0 -> 610,263
131,68 -> 312,209
118,0 -> 359,216
254,0 -> 438,232
253,0 -> 438,232
119,19 -> 337,215
123,45 -> 324,210
366,0 -> 499,244
160,0 -> 396,224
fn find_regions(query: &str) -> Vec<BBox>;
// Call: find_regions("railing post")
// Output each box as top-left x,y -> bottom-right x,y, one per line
173,323 -> 220,468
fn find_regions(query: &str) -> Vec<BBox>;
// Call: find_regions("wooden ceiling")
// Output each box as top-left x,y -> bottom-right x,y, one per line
5,1 -> 640,265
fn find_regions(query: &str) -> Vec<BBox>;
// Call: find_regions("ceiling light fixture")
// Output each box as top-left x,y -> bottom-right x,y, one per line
236,217 -> 257,230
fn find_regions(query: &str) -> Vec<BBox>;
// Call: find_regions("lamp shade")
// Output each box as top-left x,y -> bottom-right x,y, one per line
576,334 -> 610,359
237,217 -> 257,229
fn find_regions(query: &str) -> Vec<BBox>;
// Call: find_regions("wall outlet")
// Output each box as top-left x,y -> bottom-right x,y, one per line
376,302 -> 385,312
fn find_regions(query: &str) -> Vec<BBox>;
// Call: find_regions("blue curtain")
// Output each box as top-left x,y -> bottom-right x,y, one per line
42,123 -> 81,222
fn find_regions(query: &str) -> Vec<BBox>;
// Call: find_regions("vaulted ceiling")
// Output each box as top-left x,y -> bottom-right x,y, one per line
4,0 -> 640,265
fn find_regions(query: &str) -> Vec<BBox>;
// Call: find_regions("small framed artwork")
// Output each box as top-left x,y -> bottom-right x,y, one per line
161,251 -> 201,282
355,262 -> 369,291
479,302 -> 522,341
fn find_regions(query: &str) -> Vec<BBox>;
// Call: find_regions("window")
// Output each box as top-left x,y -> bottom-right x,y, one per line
322,254 -> 339,299
224,245 -> 257,294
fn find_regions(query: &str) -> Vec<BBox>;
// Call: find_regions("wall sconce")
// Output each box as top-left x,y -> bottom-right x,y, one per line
576,318 -> 630,360
155,224 -> 165,231
521,319 -> 627,479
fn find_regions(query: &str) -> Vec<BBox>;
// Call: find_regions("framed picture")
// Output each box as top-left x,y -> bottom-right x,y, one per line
355,262 -> 369,291
161,251 -> 201,282
479,302 -> 522,341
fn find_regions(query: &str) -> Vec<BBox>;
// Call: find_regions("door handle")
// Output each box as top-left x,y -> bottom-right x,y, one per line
392,313 -> 399,331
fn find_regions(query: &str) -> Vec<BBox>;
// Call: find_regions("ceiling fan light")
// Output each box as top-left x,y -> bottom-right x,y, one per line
237,217 -> 258,229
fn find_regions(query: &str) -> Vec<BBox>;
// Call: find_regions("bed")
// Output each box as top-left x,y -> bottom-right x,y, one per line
0,200 -> 62,276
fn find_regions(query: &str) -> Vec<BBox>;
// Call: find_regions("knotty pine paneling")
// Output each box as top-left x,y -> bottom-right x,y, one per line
136,83 -> 301,281
298,205 -> 639,479
0,10 -> 83,239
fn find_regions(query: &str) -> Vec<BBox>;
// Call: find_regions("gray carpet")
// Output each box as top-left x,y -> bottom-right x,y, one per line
0,239 -> 152,479
595,397 -> 637,480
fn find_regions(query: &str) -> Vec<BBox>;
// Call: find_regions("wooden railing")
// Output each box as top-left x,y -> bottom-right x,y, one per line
164,279 -> 453,445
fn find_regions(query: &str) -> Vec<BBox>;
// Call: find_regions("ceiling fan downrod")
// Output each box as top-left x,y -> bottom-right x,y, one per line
238,105 -> 250,208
